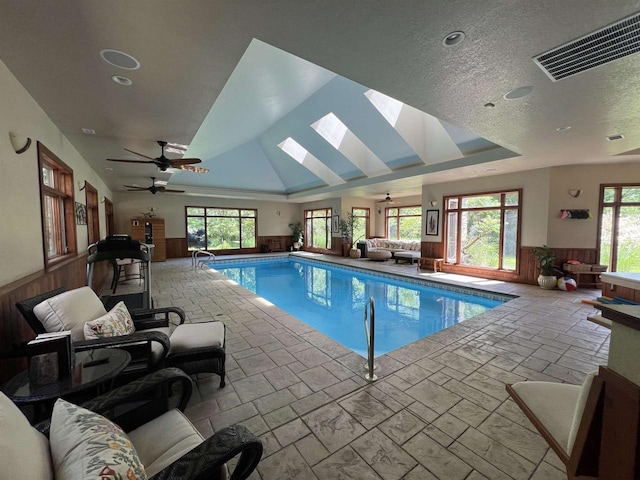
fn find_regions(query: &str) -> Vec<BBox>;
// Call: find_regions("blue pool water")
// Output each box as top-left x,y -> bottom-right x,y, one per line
210,257 -> 508,358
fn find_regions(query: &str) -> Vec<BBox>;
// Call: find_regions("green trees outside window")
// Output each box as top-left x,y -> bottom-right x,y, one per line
444,190 -> 520,271
186,207 -> 256,251
386,206 -> 421,240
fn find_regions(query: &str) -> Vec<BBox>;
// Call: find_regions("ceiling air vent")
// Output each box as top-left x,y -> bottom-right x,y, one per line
534,12 -> 640,81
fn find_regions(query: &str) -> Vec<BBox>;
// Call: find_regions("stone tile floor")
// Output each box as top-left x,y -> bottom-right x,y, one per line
150,254 -> 609,479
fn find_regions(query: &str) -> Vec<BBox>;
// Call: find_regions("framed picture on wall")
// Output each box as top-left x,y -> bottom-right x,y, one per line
426,209 -> 439,236
332,214 -> 340,233
75,202 -> 87,225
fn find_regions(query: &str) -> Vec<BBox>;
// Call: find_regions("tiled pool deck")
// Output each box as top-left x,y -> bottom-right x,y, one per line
151,253 -> 609,479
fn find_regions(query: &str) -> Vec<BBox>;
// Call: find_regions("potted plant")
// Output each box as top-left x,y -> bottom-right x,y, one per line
289,222 -> 303,250
532,245 -> 557,289
339,213 -> 356,257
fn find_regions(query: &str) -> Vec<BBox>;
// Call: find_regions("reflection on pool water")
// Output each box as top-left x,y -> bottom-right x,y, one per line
211,257 -> 510,358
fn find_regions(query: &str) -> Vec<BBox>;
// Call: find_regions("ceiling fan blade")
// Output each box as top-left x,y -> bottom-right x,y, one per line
123,184 -> 144,188
126,188 -> 147,192
123,148 -> 155,160
170,158 -> 202,166
108,158 -> 155,165
163,188 -> 186,193
178,165 -> 209,173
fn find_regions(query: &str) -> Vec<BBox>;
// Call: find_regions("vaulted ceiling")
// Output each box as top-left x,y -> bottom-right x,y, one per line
1,2 -> 639,202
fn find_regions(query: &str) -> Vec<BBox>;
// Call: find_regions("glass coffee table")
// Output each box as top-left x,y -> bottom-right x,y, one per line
1,348 -> 130,420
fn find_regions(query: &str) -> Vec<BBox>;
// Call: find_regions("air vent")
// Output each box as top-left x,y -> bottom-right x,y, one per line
534,12 -> 640,81
607,134 -> 625,141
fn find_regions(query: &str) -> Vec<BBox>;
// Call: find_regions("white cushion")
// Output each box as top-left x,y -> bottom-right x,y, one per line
169,322 -> 225,352
83,301 -> 135,340
50,398 -> 147,479
511,381 -> 581,455
128,409 -> 203,477
567,371 -> 597,453
34,287 -> 107,342
0,392 -> 53,480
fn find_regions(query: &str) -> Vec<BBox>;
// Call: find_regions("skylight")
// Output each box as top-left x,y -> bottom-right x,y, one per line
311,112 -> 391,177
365,89 -> 403,126
278,137 -> 308,164
278,137 -> 345,186
311,112 -> 347,149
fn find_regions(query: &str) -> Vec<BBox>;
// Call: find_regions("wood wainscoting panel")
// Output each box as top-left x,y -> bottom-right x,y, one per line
0,254 -> 100,383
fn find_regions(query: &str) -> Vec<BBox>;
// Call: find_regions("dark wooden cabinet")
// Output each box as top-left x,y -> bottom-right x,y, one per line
131,218 -> 166,262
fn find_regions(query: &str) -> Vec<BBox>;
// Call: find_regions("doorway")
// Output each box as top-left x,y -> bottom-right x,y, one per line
598,184 -> 640,272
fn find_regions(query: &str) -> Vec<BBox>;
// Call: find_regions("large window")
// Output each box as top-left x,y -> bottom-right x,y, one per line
386,206 -> 421,240
304,208 -> 332,250
186,207 -> 257,251
352,207 -> 370,242
84,182 -> 100,245
598,184 -> 640,272
444,190 -> 520,270
38,143 -> 77,268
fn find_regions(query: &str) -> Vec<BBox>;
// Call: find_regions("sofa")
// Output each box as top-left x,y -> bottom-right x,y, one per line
363,238 -> 422,263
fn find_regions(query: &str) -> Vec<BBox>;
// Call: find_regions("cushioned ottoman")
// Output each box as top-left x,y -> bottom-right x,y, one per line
394,251 -> 420,264
368,250 -> 392,261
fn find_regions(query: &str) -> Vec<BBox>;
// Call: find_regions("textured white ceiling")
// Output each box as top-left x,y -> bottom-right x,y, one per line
0,1 -> 639,201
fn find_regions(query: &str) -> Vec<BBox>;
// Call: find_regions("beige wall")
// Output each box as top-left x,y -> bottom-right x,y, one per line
548,163 -> 640,248
422,169 -> 551,246
113,192 -> 301,238
0,59 -> 112,286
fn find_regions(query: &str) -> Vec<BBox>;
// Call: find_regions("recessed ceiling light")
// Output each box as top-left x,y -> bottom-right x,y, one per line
82,128 -> 96,135
100,49 -> 140,70
112,75 -> 133,86
104,167 -> 113,172
485,168 -> 497,172
556,126 -> 572,131
607,133 -> 625,141
442,31 -> 465,47
503,86 -> 533,100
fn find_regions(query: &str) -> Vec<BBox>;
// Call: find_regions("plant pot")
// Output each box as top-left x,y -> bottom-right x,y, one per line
293,242 -> 300,251
537,274 -> 557,289
349,248 -> 361,259
342,244 -> 352,257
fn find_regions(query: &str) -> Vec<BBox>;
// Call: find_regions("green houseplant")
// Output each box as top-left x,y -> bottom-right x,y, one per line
339,213 -> 356,256
289,222 -> 303,250
532,245 -> 557,289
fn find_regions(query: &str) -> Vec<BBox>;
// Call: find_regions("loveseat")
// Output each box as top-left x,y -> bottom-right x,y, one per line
363,238 -> 421,262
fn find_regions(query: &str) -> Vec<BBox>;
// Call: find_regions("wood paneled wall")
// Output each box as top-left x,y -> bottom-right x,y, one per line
166,235 -> 325,258
421,241 -> 598,285
0,254 -> 108,383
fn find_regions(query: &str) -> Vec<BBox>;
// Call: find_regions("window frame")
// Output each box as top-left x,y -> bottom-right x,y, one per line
443,189 -> 521,272
38,142 -> 77,269
185,206 -> 258,252
351,207 -> 370,242
385,205 -> 421,240
84,181 -> 100,246
304,208 -> 332,251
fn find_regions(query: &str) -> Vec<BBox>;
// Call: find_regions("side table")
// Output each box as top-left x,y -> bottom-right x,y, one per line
1,348 -> 130,421
418,257 -> 444,272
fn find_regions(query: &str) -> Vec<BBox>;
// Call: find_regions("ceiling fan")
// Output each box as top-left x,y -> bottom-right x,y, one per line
376,193 -> 396,204
108,140 -> 206,172
124,177 -> 185,195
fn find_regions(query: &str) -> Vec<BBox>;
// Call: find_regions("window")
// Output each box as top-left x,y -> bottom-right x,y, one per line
304,208 -> 332,250
598,184 -> 640,272
385,206 -> 421,240
352,207 -> 370,242
104,198 -> 114,237
186,207 -> 257,251
444,190 -> 520,270
84,182 -> 100,245
38,143 -> 77,267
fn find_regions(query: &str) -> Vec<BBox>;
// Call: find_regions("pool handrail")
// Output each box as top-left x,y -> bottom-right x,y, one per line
364,297 -> 377,382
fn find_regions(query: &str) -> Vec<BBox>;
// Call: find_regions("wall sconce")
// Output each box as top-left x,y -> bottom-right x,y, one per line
101,196 -> 107,204
9,132 -> 32,154
568,189 -> 582,198
429,200 -> 437,207
377,208 -> 382,215
77,180 -> 86,191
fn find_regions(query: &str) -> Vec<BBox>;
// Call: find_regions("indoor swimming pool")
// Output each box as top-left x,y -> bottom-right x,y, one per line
210,257 -> 511,358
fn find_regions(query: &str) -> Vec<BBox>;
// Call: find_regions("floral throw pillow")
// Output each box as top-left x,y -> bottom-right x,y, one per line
50,398 -> 147,480
83,301 -> 135,340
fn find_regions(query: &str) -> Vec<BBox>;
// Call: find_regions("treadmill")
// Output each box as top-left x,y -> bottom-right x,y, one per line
87,235 -> 152,310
